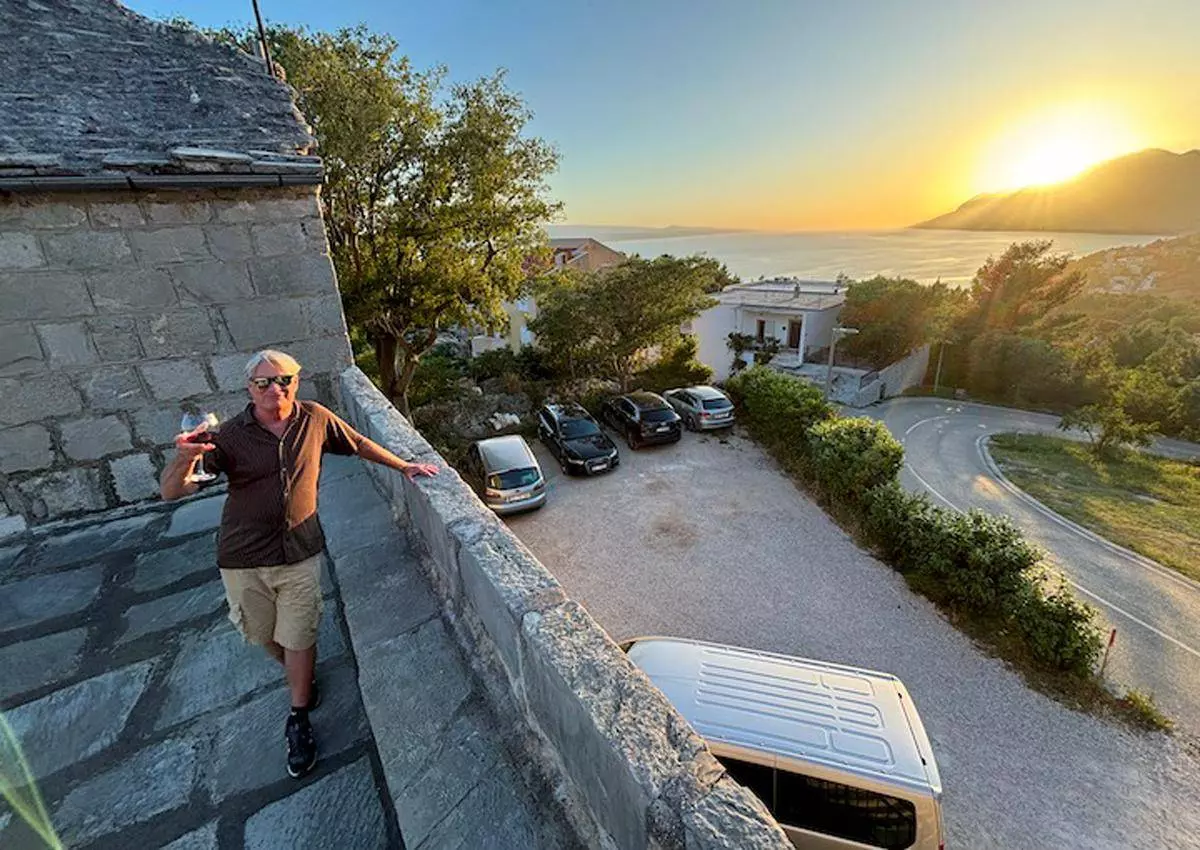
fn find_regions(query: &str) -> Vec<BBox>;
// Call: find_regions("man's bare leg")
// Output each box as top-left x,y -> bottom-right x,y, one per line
264,640 -> 285,664
285,645 -> 315,708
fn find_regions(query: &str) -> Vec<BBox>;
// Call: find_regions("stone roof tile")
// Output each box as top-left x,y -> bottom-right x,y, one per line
0,0 -> 317,178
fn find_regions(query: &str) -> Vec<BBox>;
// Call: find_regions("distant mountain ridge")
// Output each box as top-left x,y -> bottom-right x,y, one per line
1068,232 -> 1200,300
916,149 -> 1200,235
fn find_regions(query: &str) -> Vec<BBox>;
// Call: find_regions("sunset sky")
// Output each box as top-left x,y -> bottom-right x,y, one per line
129,0 -> 1200,231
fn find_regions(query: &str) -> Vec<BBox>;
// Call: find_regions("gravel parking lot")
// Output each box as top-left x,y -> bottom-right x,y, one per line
505,425 -> 1200,850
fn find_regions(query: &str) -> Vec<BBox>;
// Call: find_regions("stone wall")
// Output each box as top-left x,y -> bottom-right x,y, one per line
337,366 -> 791,850
0,186 -> 352,533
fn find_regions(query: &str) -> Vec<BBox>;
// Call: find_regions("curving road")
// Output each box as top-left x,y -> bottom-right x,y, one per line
866,398 -> 1200,733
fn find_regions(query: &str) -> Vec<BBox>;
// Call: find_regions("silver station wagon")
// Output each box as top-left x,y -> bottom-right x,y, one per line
463,435 -> 546,515
624,637 -> 945,850
662,385 -> 736,430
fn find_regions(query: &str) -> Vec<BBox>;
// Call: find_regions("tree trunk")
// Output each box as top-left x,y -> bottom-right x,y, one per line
395,351 -> 421,419
376,334 -> 399,399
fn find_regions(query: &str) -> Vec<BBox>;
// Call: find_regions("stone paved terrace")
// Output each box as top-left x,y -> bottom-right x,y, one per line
0,454 -> 577,849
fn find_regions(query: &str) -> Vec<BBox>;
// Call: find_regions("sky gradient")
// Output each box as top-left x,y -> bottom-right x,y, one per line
127,0 -> 1200,230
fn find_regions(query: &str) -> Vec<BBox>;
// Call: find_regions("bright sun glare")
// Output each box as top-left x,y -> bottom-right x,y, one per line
979,103 -> 1145,192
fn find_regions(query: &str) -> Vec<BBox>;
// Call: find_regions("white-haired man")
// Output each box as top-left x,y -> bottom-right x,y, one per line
160,349 -> 437,778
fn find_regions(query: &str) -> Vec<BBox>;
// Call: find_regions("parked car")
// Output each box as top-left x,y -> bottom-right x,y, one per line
601,391 -> 682,449
621,636 -> 945,850
662,385 -> 735,430
462,435 -> 546,515
537,403 -> 620,475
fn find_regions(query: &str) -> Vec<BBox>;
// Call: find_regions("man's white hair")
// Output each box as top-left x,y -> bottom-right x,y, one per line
243,349 -> 303,381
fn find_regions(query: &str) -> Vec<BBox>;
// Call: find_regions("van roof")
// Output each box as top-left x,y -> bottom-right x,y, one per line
475,435 -> 537,472
627,637 -> 942,797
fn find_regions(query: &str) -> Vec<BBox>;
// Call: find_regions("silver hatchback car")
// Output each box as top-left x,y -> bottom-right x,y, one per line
462,435 -> 546,515
662,385 -> 735,430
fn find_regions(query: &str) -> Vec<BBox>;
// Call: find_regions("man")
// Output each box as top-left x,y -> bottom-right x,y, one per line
160,349 -> 437,778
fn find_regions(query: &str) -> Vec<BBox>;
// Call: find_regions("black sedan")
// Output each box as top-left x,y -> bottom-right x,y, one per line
601,392 -> 683,449
536,403 -> 620,475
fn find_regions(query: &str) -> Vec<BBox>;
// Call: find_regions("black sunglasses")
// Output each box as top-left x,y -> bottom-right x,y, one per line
249,374 -> 296,390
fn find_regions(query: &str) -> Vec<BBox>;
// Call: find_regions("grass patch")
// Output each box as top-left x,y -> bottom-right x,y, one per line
1116,689 -> 1175,732
989,433 -> 1200,583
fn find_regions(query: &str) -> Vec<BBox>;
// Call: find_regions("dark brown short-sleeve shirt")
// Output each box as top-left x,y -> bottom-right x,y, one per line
206,401 -> 362,568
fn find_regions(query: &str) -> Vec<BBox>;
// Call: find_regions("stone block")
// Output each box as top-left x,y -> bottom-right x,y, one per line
164,493 -> 227,537
334,541 -> 438,649
0,270 -> 93,319
248,253 -> 336,297
0,323 -> 44,375
3,661 -> 153,782
172,259 -> 254,304
222,299 -> 308,349
110,453 -> 160,503
119,579 -> 225,643
682,777 -> 792,849
131,405 -> 186,447
213,195 -> 317,224
79,366 -> 146,411
37,321 -> 97,367
138,310 -> 218,358
0,515 -> 27,538
55,737 -> 200,847
207,662 -> 368,802
161,823 -> 218,850
61,415 -> 133,460
0,232 -> 44,269
0,626 -> 87,702
140,358 -> 212,400
3,201 -> 87,229
88,201 -> 146,228
250,221 -> 310,256
143,198 -> 213,225
14,467 -> 108,519
88,267 -> 177,311
42,230 -> 131,269
0,423 -> 54,473
288,335 -> 353,377
0,373 -> 83,425
243,758 -> 387,850
202,224 -> 254,261
89,315 -> 143,361
411,761 -> 556,850
154,621 -> 281,730
28,513 -> 155,573
0,562 -> 102,635
131,533 -> 217,592
209,353 -> 250,391
301,294 -> 348,337
458,529 -> 566,684
356,619 -> 472,793
127,227 -> 211,265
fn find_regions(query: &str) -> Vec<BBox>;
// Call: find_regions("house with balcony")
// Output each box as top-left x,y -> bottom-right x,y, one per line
690,278 -> 846,381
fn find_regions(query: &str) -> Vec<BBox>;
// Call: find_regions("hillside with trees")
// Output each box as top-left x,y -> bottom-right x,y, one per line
916,149 -> 1200,234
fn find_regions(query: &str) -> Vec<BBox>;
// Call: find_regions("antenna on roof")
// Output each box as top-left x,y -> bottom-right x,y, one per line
251,0 -> 276,78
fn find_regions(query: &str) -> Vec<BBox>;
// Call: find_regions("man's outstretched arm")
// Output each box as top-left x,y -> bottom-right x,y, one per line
354,436 -> 439,480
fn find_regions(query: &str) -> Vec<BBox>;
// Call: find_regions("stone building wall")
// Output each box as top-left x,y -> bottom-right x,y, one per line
0,185 -> 352,533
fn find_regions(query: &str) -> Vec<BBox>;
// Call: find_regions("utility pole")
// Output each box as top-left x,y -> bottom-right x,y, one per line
933,341 -> 946,395
824,326 -> 858,400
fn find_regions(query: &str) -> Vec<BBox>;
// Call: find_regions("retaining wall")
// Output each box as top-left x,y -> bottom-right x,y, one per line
850,344 -> 931,407
337,365 -> 790,850
0,186 -> 352,532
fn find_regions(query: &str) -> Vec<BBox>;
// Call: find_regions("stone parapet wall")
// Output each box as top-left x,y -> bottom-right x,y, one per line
337,366 -> 790,850
0,186 -> 352,532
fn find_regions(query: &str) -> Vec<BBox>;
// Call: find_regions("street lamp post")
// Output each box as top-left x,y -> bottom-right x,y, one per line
824,326 -> 859,400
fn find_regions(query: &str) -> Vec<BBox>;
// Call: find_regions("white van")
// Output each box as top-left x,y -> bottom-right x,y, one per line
623,637 -> 944,850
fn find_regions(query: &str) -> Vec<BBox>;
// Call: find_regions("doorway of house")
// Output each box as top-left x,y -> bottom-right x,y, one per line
787,319 -> 802,349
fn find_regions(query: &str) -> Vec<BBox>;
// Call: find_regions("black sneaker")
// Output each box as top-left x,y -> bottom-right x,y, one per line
306,678 -> 321,712
285,712 -> 317,778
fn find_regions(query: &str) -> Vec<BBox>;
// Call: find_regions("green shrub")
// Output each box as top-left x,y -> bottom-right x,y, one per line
862,483 -> 954,574
807,418 -> 903,507
469,348 -> 519,382
409,353 -> 466,409
923,511 -> 1041,613
1006,576 -> 1104,675
635,335 -> 713,392
725,366 -> 833,452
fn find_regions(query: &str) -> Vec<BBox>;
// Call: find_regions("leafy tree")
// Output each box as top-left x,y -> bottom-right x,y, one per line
530,256 -> 719,390
1059,374 -> 1157,459
969,241 -> 1086,333
839,276 -> 963,367
207,26 -> 560,415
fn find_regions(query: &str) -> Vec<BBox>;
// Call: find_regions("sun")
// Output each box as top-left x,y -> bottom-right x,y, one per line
977,103 -> 1145,192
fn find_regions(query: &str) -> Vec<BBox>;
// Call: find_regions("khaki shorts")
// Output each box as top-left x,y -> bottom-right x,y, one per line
219,554 -> 323,651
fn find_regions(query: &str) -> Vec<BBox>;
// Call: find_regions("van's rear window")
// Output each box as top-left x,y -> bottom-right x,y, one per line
775,772 -> 917,850
489,468 -> 540,490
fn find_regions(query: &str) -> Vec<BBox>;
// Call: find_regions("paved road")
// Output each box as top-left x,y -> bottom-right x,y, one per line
506,429 -> 1200,850
864,397 -> 1200,734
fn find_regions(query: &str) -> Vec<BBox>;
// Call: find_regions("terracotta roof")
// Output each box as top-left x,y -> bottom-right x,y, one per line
0,0 -> 318,181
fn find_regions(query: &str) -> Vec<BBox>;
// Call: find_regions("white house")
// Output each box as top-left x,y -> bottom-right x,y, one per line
470,237 -> 626,356
690,278 -> 846,381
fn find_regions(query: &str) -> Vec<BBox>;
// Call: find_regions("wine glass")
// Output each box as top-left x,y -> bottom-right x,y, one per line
180,410 -> 220,483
